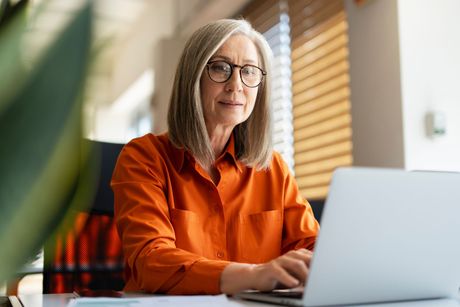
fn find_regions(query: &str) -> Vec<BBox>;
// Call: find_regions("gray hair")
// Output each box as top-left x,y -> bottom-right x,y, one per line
167,19 -> 273,170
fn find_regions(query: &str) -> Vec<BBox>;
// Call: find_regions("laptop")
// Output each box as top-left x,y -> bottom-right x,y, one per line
237,167 -> 460,306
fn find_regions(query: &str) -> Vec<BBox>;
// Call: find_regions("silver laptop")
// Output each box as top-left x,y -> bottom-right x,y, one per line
237,167 -> 460,306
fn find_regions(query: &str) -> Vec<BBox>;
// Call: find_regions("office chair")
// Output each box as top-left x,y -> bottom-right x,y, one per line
42,140 -> 125,293
309,199 -> 325,222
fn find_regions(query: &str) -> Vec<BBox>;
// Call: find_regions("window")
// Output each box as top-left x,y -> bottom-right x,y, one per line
241,0 -> 294,172
240,0 -> 353,201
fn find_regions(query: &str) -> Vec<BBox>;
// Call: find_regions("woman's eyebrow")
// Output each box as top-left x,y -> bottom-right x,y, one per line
210,55 -> 231,61
210,55 -> 258,65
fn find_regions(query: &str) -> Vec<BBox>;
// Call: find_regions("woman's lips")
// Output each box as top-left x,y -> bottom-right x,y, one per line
219,100 -> 244,106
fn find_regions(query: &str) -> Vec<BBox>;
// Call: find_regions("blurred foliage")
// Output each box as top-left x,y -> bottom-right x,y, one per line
0,0 -> 27,26
0,1 -> 96,283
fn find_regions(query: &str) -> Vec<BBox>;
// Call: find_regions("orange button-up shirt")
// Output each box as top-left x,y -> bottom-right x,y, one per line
111,133 -> 319,294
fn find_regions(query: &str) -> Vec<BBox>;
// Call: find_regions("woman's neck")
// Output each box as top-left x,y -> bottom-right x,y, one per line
207,124 -> 233,157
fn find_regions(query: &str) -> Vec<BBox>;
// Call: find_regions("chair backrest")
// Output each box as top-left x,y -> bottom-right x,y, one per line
43,140 -> 125,293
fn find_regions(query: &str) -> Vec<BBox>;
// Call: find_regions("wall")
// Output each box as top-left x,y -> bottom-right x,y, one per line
345,0 -> 405,168
110,0 -> 175,104
152,38 -> 185,133
398,0 -> 460,171
345,0 -> 460,171
85,0 -> 175,142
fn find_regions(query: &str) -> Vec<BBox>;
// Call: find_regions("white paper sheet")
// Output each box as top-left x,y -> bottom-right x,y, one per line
66,294 -> 246,307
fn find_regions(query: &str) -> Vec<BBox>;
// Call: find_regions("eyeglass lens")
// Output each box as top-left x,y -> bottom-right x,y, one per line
207,61 -> 264,87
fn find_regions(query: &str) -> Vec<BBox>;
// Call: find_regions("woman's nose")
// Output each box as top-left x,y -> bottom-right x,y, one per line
225,69 -> 243,92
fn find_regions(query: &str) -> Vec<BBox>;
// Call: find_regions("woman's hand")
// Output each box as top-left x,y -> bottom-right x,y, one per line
220,249 -> 313,294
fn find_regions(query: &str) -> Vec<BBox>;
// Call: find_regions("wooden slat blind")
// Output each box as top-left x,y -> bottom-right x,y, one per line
242,0 -> 283,32
290,0 -> 353,200
240,0 -> 353,200
241,0 -> 295,171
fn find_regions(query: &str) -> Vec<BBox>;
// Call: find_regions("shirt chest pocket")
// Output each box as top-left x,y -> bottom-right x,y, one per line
170,208 -> 205,254
237,210 -> 283,263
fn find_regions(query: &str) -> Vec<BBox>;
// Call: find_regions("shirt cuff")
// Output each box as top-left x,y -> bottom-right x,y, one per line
171,259 -> 230,294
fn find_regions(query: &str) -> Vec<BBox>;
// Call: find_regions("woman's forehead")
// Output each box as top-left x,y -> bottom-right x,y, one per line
213,34 -> 259,64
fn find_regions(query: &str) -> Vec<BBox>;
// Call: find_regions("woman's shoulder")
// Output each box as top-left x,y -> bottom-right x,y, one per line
113,133 -> 177,183
125,132 -> 168,148
267,151 -> 292,176
120,133 -> 175,163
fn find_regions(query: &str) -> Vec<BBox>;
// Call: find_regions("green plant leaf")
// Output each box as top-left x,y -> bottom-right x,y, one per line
0,0 -> 27,115
0,2 -> 93,282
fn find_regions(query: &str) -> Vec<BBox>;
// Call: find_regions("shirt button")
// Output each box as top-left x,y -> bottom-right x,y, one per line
217,251 -> 224,258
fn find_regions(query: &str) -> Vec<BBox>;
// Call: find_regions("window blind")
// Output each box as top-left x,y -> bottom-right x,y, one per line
240,0 -> 295,171
240,0 -> 353,200
289,0 -> 353,200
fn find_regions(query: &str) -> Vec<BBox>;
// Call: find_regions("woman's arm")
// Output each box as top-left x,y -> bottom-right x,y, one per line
274,153 -> 320,253
112,138 -> 229,294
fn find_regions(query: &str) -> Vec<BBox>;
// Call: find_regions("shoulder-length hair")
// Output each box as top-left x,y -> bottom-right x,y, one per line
167,19 -> 273,170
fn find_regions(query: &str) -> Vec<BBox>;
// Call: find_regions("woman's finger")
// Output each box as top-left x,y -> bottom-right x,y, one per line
269,261 -> 300,289
275,256 -> 309,284
252,261 -> 299,291
284,249 -> 313,267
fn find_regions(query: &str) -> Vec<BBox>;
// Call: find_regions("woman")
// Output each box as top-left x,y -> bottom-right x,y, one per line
111,19 -> 319,295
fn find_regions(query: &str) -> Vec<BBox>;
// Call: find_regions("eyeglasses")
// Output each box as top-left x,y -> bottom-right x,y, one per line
206,60 -> 266,88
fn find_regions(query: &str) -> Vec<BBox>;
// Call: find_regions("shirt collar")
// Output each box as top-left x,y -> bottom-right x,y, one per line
170,133 -> 242,173
223,132 -> 242,173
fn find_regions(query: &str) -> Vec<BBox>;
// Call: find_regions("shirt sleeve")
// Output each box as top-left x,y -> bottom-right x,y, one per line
111,139 -> 229,294
276,154 -> 320,253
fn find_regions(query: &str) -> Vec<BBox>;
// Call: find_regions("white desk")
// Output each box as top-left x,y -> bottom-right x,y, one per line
16,293 -> 271,307
16,293 -> 460,307
17,293 -> 74,307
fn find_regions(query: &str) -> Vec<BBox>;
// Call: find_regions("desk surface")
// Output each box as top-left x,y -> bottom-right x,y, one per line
16,293 -> 270,307
15,293 -> 460,307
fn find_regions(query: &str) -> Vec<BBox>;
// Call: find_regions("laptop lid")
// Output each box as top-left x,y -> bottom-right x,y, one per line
303,167 -> 460,306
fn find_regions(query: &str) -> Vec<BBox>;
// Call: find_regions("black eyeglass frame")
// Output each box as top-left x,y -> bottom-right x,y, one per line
205,60 -> 267,88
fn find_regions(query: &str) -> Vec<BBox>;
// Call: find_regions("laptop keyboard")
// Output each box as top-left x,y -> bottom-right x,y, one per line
262,290 -> 304,299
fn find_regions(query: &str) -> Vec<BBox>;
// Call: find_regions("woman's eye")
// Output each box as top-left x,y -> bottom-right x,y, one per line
212,63 -> 230,73
242,66 -> 257,76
